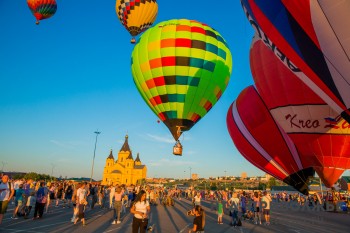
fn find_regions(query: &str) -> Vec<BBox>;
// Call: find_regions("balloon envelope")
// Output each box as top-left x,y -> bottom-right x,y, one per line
241,0 -> 350,124
250,37 -> 350,187
27,0 -> 57,24
116,0 -> 158,38
131,19 -> 232,140
226,86 -> 314,194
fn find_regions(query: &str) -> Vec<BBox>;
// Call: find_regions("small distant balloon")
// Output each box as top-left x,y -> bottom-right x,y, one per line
27,0 -> 57,25
116,0 -> 158,43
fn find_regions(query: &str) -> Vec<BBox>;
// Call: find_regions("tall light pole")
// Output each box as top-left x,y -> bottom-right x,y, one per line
1,161 -> 7,172
90,130 -> 101,183
189,167 -> 192,180
51,163 -> 56,178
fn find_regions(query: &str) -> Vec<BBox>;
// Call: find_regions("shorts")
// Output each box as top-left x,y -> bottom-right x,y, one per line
65,194 -> 72,200
255,207 -> 260,213
0,200 -> 9,214
263,209 -> 270,215
15,200 -> 23,207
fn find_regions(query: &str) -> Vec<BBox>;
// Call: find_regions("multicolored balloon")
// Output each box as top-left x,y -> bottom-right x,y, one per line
241,0 -> 350,124
250,37 -> 350,187
131,19 -> 232,141
27,0 -> 57,25
116,0 -> 158,43
226,86 -> 314,194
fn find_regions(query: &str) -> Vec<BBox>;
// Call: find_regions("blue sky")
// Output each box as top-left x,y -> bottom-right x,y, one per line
2,0 -> 345,180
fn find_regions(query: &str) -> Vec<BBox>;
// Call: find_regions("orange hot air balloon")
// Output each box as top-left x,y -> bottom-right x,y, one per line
27,0 -> 57,25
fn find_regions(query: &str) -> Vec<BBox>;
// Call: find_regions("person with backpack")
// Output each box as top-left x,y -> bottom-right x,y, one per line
0,175 -> 15,224
33,182 -> 48,219
64,182 -> 73,208
228,192 -> 240,227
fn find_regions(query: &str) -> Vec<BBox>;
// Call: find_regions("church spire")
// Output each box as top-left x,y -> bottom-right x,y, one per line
107,149 -> 114,159
135,153 -> 141,162
120,134 -> 131,152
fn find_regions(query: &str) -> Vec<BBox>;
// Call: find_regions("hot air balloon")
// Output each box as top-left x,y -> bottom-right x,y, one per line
241,0 -> 350,124
226,86 -> 314,194
250,37 -> 350,188
27,0 -> 57,25
131,19 -> 232,155
116,0 -> 158,44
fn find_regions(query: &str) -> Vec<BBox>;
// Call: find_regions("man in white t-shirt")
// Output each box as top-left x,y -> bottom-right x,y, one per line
194,192 -> 201,207
0,175 -> 15,224
262,191 -> 272,225
77,183 -> 87,203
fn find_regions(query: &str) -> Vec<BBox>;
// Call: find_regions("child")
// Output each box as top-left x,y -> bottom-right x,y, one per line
217,199 -> 223,224
121,195 -> 128,214
24,191 -> 36,219
74,199 -> 86,226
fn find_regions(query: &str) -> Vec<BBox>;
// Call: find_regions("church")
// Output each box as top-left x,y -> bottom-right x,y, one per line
101,135 -> 147,186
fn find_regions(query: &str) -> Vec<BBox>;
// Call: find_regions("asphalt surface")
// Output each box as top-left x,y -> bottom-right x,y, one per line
0,198 -> 349,233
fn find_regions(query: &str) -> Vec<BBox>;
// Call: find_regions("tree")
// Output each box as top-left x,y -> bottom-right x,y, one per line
267,177 -> 277,189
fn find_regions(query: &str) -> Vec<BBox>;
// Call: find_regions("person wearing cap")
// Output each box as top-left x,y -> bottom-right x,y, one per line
0,175 -> 15,224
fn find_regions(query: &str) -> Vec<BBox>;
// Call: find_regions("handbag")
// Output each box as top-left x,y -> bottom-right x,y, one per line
37,194 -> 47,203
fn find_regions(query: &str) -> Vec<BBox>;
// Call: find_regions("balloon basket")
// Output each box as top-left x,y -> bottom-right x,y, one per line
131,38 -> 136,44
173,141 -> 182,156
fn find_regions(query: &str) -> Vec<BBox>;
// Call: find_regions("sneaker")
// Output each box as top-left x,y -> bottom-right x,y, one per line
117,221 -> 121,224
112,221 -> 116,225
220,222 -> 223,224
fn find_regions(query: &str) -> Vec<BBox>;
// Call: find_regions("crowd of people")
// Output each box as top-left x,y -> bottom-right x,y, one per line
1,173 -> 350,232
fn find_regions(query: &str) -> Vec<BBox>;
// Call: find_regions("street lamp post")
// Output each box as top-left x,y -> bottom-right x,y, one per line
90,130 -> 101,183
51,163 -> 56,178
189,167 -> 192,180
1,161 -> 7,172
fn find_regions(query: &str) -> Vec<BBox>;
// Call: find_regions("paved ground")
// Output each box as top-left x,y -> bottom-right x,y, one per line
0,198 -> 349,233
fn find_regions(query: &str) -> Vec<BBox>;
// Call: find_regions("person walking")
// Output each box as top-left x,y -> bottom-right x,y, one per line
112,186 -> 123,224
33,182 -> 48,219
130,190 -> 150,233
0,175 -> 14,224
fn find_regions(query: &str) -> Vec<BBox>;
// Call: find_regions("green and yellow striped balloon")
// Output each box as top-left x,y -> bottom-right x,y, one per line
131,19 -> 232,140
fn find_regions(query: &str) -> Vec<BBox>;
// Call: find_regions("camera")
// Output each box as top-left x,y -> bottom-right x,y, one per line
187,210 -> 195,216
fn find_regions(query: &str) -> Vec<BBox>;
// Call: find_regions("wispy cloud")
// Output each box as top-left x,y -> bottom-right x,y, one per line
147,158 -> 196,167
146,134 -> 174,144
50,140 -> 85,149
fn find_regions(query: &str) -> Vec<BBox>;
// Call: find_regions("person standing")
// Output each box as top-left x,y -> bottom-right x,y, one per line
130,190 -> 150,233
189,205 -> 205,233
109,185 -> 115,209
0,175 -> 14,224
217,199 -> 224,224
194,192 -> 201,207
262,191 -> 272,225
253,191 -> 262,225
228,192 -> 240,227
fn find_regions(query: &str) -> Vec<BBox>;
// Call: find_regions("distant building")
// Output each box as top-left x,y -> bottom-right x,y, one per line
241,172 -> 247,179
101,135 -> 147,186
192,174 -> 199,180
